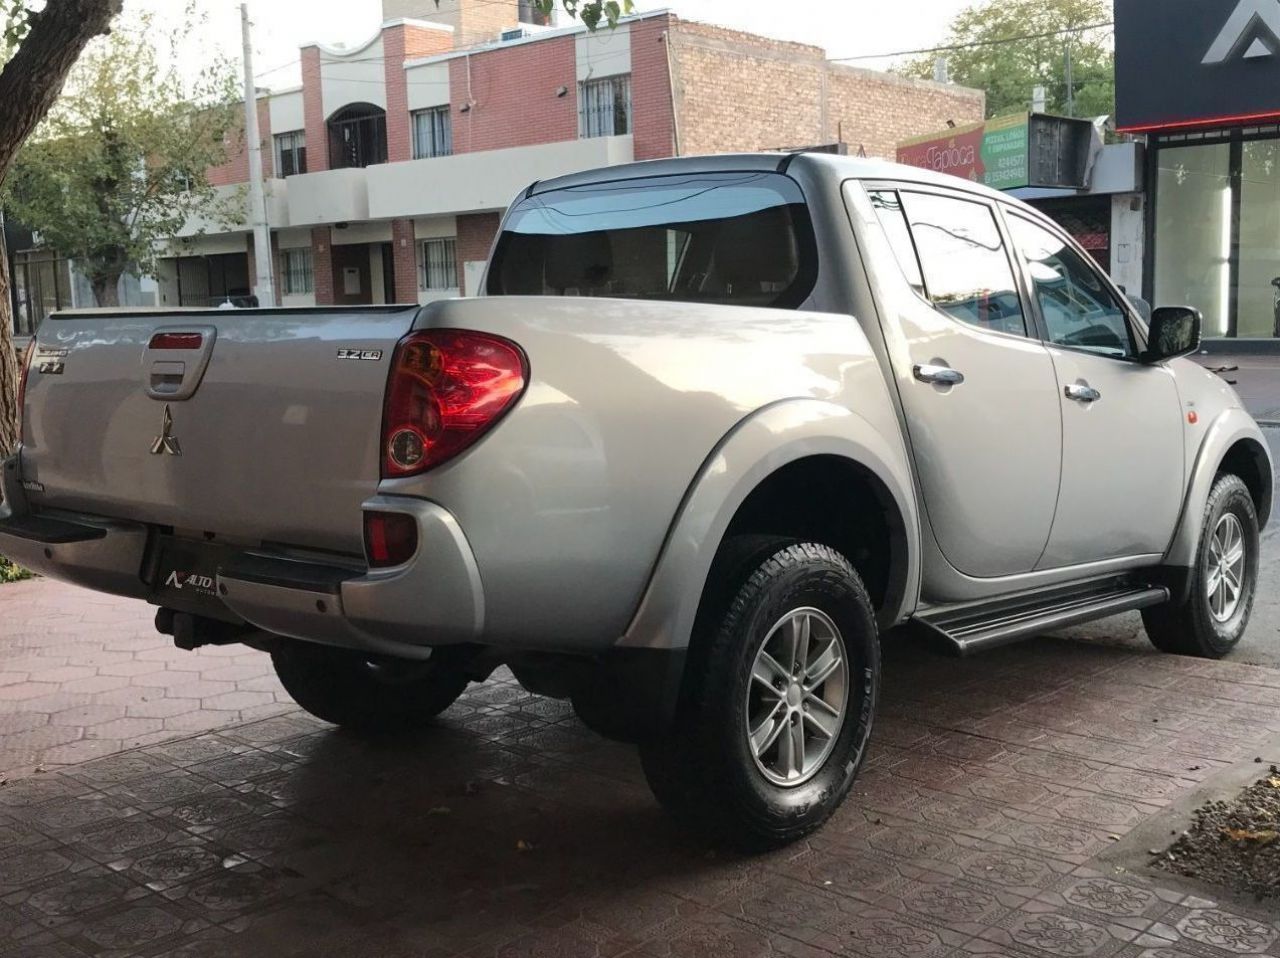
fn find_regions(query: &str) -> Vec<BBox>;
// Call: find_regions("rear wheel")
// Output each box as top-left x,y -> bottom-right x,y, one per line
639,539 -> 879,851
1143,473 -> 1260,659
271,641 -> 470,734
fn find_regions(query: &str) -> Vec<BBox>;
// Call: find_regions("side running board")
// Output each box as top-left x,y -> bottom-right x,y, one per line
912,579 -> 1170,657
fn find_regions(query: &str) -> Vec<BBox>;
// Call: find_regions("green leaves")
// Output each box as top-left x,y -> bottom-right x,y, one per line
1,0 -> 33,60
1,5 -> 238,295
897,0 -> 1114,119
530,0 -> 635,30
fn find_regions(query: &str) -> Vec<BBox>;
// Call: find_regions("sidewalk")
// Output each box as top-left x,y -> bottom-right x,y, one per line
0,579 -> 289,779
1,581 -> 1280,955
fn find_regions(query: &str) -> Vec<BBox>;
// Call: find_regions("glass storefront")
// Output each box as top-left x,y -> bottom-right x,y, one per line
1152,127 -> 1280,339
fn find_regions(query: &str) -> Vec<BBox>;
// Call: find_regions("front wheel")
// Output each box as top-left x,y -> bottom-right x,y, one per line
1143,473 -> 1260,659
271,640 -> 470,734
639,540 -> 879,851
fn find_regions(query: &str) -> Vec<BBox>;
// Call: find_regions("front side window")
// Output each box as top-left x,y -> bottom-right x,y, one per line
418,238 -> 457,291
579,75 -> 631,138
899,191 -> 1028,337
412,106 -> 452,159
487,171 -> 818,309
1007,213 -> 1135,359
282,248 -> 314,294
274,130 -> 307,178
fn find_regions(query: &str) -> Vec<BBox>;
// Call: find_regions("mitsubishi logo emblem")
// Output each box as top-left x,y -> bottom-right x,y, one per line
150,404 -> 182,456
1204,0 -> 1280,63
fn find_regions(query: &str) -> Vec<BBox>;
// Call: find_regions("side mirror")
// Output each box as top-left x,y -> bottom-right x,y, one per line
1142,306 -> 1201,364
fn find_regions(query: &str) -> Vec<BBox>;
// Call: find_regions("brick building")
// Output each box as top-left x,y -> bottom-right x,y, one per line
156,1 -> 983,308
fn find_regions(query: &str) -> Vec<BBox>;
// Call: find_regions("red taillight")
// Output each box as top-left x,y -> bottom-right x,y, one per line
364,511 -> 419,568
15,339 -> 35,443
381,330 -> 527,478
148,331 -> 204,350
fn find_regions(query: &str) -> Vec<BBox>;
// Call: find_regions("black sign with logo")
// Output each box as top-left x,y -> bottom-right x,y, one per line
1116,0 -> 1280,131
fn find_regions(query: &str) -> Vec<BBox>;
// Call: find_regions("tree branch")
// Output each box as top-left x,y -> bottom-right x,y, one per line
0,0 -> 123,177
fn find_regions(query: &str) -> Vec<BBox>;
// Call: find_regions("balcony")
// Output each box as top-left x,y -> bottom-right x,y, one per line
286,167 -> 370,228
366,135 -> 634,220
178,181 -> 289,237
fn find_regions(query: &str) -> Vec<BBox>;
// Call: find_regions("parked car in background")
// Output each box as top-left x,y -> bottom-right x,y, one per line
1,153 -> 1272,848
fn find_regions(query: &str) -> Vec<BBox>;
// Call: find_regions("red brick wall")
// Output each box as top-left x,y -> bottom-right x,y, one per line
207,99 -> 273,187
456,212 -> 500,294
384,27 -> 412,164
312,226 -> 335,305
385,25 -> 456,164
668,18 -> 984,159
827,66 -> 985,160
391,219 -> 418,302
630,14 -> 676,161
449,36 -> 577,154
404,23 -> 454,58
301,46 -> 328,173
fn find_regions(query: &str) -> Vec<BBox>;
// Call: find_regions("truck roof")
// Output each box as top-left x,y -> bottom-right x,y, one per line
528,151 -> 1008,203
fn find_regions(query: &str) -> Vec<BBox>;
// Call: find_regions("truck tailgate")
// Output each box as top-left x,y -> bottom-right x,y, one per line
19,307 -> 421,555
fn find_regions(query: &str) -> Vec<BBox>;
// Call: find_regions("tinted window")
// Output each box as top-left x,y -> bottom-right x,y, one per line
1007,213 -> 1135,358
868,191 -> 925,296
487,172 -> 818,309
900,192 -> 1027,337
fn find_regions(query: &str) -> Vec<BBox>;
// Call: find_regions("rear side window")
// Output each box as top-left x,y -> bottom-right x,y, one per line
487,172 -> 818,309
897,191 -> 1028,338
868,191 -> 925,297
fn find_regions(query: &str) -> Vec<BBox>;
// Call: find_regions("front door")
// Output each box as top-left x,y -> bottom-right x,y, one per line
1004,211 -> 1185,567
331,244 -> 372,306
864,187 -> 1063,578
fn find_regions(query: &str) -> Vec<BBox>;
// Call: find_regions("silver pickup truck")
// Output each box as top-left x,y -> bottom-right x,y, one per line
1,153 -> 1273,849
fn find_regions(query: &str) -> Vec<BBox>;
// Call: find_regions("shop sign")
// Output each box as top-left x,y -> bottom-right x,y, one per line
896,115 -> 1030,190
1116,0 -> 1280,132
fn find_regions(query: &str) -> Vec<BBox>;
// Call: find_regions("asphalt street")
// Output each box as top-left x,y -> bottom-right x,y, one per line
1065,426 -> 1280,667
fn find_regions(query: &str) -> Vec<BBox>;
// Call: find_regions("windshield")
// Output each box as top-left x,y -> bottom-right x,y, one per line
487,171 -> 818,309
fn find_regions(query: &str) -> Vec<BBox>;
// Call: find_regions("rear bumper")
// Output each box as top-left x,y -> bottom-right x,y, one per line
216,496 -> 485,658
1,460 -> 484,659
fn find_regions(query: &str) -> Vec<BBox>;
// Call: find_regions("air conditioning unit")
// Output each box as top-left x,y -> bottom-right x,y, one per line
501,26 -> 533,41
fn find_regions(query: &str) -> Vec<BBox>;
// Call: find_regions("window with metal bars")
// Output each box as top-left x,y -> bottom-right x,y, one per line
274,131 -> 307,177
578,75 -> 631,139
412,106 -> 453,159
282,248 -> 314,294
418,238 -> 457,291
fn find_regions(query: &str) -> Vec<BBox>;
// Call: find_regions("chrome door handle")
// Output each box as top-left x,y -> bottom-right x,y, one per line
913,364 -> 965,386
1064,383 -> 1102,403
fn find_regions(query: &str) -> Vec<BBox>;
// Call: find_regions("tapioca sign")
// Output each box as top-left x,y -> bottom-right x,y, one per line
1115,0 -> 1280,132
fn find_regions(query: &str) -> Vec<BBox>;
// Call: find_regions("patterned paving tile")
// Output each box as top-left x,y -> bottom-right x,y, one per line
0,582 -> 1278,955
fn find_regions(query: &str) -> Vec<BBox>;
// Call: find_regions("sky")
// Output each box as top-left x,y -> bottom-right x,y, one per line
125,0 -> 973,92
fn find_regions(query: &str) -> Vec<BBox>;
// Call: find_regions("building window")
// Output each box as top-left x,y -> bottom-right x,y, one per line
274,130 -> 307,177
412,106 -> 452,159
579,75 -> 631,138
282,248 -> 314,295
418,238 -> 457,291
327,103 -> 387,170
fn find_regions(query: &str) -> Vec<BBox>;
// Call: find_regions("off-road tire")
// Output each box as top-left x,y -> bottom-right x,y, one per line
639,538 -> 880,851
271,641 -> 469,734
1143,473 -> 1259,659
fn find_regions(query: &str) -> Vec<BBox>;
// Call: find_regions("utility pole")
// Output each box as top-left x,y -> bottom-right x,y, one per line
241,2 -> 276,307
1064,42 -> 1074,117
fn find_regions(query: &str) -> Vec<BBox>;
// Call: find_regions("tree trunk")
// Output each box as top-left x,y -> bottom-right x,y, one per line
0,247 -> 18,459
91,275 -> 121,308
0,0 -> 123,457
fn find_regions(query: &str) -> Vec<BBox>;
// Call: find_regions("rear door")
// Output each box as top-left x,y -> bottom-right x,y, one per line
1002,210 -> 1185,567
864,186 -> 1062,578
20,306 -> 420,554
